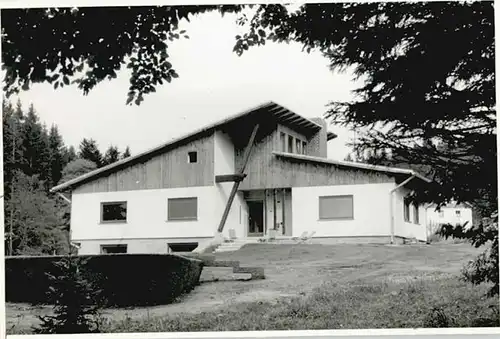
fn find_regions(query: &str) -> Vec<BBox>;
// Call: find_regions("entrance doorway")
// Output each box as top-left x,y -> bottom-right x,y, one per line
247,200 -> 264,236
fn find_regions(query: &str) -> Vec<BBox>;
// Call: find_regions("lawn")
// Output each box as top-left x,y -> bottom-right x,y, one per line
6,242 -> 499,333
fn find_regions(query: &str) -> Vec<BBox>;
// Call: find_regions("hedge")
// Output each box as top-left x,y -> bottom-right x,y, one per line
5,254 -> 204,307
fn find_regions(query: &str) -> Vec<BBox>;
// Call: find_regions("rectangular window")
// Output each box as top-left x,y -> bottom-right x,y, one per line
439,210 -> 444,218
296,139 -> 302,154
280,132 -> 286,152
455,210 -> 461,217
168,197 -> 198,221
101,244 -> 127,254
319,195 -> 354,220
188,151 -> 197,163
302,141 -> 307,155
288,135 -> 294,153
403,198 -> 411,222
101,201 -> 127,223
413,204 -> 420,224
168,242 -> 199,253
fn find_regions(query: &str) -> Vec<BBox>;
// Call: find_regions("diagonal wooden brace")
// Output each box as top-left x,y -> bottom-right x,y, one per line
217,123 -> 260,233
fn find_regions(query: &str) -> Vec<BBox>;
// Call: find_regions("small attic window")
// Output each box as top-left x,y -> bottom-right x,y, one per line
188,151 -> 198,163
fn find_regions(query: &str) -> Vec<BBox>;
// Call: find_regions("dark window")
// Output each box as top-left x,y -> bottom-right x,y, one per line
280,132 -> 286,152
455,210 -> 461,217
288,135 -> 294,153
302,141 -> 307,155
296,139 -> 302,154
101,244 -> 127,254
168,197 -> 198,221
319,195 -> 354,220
404,198 -> 411,222
413,204 -> 420,224
188,151 -> 197,163
168,242 -> 199,252
101,202 -> 127,223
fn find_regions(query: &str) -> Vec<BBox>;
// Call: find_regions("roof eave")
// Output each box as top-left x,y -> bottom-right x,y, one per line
272,151 -> 432,183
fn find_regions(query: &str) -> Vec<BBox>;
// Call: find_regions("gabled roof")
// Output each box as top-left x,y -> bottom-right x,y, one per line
51,101 -> 337,193
273,151 -> 432,183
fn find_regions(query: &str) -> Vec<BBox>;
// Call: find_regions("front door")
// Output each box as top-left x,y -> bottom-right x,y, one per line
247,200 -> 264,237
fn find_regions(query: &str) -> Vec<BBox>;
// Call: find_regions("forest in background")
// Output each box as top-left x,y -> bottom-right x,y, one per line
3,99 -> 132,256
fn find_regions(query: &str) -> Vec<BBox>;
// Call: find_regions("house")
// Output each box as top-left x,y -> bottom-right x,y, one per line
426,201 -> 474,234
51,101 -> 431,254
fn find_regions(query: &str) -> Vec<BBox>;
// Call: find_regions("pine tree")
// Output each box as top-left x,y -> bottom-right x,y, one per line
22,103 -> 49,178
78,139 -> 103,167
63,146 -> 77,164
102,145 -> 120,166
34,255 -> 106,334
48,125 -> 65,187
121,146 -> 131,159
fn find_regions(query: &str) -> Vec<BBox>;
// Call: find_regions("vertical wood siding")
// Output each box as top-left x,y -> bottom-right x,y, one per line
234,126 -> 394,189
74,134 -> 215,194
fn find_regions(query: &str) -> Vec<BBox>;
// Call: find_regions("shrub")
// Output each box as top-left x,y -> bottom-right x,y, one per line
34,255 -> 106,334
438,211 -> 499,296
5,254 -> 204,307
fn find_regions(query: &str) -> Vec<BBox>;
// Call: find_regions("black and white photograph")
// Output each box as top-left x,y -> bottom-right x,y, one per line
1,0 -> 498,336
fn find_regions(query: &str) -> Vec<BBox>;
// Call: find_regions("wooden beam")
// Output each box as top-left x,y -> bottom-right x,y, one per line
273,189 -> 277,231
215,174 -> 247,183
57,193 -> 72,204
217,123 -> 260,233
282,188 -> 286,236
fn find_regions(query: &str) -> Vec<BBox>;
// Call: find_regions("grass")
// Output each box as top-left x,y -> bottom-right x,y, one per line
6,242 -> 499,333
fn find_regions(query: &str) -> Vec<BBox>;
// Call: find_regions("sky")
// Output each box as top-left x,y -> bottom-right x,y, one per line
13,9 -> 363,160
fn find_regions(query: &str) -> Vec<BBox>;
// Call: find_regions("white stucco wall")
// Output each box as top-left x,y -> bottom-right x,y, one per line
214,130 -> 248,238
292,183 -> 395,238
426,206 -> 473,232
71,186 -> 222,242
393,187 -> 427,241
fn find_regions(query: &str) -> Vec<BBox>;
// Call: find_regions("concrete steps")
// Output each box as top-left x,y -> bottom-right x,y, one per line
214,238 -> 260,253
175,251 -> 265,281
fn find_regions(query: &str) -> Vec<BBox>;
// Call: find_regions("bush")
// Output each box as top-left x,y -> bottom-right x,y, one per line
5,254 -> 204,307
34,256 -> 106,334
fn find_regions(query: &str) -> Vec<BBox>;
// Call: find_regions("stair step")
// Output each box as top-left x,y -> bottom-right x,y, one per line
233,266 -> 266,280
200,267 -> 252,282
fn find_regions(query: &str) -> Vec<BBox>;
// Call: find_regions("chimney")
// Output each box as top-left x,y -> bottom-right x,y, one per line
307,118 -> 328,158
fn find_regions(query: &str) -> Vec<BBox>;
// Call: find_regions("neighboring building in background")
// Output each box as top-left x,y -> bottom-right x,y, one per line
51,101 -> 431,255
426,202 -> 474,235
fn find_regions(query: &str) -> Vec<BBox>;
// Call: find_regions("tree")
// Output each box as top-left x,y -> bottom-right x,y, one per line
233,2 -> 496,293
60,159 -> 97,184
343,153 -> 354,162
121,146 -> 131,159
78,138 -> 102,167
2,6 -> 243,105
63,145 -> 77,164
48,125 -> 66,187
5,171 -> 68,256
102,145 -> 120,166
21,104 -> 51,181
35,256 -> 106,334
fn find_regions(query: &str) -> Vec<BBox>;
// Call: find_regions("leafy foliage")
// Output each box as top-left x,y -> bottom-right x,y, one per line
34,256 -> 106,334
437,212 -> 499,296
60,158 -> 97,183
233,2 -> 497,294
2,5 -> 244,105
5,171 -> 68,256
